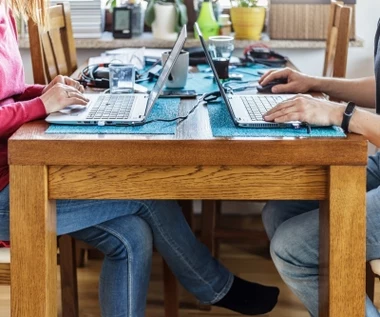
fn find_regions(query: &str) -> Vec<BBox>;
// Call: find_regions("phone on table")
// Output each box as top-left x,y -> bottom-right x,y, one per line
160,90 -> 197,98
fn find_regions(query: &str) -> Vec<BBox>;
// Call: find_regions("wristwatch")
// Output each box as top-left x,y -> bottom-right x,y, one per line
341,102 -> 356,133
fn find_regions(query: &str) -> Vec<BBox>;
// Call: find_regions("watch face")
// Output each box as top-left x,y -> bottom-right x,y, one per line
114,9 -> 131,32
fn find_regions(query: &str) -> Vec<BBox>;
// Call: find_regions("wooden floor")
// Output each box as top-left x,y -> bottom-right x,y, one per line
1,241 -> 379,317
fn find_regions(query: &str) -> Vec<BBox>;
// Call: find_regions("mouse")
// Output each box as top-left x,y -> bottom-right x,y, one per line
257,78 -> 288,93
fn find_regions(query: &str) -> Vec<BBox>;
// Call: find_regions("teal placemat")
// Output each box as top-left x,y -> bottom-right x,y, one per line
140,64 -> 269,95
207,101 -> 346,138
46,98 -> 180,135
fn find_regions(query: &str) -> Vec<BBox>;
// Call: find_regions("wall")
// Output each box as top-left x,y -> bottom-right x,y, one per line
21,0 -> 377,81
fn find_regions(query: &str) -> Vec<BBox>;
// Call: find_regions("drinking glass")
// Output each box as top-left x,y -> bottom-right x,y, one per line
208,36 -> 234,79
109,63 -> 135,93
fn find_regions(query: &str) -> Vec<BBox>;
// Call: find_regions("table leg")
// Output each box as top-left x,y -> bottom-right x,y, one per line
10,165 -> 57,317
319,166 -> 366,317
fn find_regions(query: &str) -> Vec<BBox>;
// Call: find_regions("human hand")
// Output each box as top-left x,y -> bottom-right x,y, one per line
40,83 -> 89,114
42,75 -> 84,95
263,95 -> 345,126
259,68 -> 317,94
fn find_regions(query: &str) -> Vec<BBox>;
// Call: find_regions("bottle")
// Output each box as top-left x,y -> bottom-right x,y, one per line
218,14 -> 232,36
196,0 -> 219,40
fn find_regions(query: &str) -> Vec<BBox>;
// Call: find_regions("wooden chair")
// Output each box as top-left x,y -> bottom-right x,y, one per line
28,2 -> 77,84
323,1 -> 352,78
0,235 -> 79,317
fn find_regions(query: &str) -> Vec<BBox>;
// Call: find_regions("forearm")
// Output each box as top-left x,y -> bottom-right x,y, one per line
311,76 -> 376,108
347,108 -> 380,146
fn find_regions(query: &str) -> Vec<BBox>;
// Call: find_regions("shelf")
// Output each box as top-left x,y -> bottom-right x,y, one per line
18,32 -> 364,50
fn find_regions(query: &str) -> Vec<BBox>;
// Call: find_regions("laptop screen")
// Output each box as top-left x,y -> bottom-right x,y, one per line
194,23 -> 230,107
145,25 -> 188,117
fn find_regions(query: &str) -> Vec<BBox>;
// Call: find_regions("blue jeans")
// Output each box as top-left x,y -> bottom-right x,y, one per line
0,187 -> 233,317
262,153 -> 380,317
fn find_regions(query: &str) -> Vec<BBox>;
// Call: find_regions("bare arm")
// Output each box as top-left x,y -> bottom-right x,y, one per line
259,69 -> 376,109
347,108 -> 380,146
313,76 -> 376,109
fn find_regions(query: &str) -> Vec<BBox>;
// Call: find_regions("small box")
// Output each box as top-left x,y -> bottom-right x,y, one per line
269,1 -> 356,40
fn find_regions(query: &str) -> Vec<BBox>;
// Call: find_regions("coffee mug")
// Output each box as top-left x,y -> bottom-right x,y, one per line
161,50 -> 189,88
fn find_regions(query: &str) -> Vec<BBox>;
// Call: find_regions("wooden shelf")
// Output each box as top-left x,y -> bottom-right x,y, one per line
18,31 -> 364,50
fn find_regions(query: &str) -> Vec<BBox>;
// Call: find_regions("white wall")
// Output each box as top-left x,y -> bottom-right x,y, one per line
20,0 -> 377,83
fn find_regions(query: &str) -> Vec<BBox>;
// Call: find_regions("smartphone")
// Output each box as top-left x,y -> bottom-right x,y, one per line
160,90 -> 197,98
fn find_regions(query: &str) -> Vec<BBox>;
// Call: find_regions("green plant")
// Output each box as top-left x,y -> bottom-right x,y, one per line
106,0 -> 118,8
230,0 -> 258,7
144,0 -> 188,32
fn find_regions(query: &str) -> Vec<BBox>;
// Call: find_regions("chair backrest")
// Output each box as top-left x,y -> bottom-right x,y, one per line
28,2 -> 78,84
323,1 -> 352,78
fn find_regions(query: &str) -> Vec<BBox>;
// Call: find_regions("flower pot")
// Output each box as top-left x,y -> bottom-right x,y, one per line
151,3 -> 178,41
230,6 -> 265,40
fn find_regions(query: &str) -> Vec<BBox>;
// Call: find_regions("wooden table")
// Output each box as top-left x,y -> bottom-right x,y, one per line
8,98 -> 367,317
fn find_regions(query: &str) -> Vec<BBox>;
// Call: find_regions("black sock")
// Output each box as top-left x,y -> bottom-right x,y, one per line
213,275 -> 280,315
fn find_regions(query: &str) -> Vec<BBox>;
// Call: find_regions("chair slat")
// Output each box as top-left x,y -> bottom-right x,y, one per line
49,28 -> 69,76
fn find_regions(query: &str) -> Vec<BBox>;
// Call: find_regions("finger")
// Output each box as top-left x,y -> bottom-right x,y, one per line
260,69 -> 290,86
64,77 -> 82,90
264,103 -> 298,121
266,112 -> 302,123
66,91 -> 90,103
67,97 -> 89,106
271,82 -> 298,94
264,99 -> 295,116
78,85 -> 85,93
258,69 -> 276,84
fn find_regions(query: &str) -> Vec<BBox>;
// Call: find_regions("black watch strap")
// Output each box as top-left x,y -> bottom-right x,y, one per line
341,101 -> 356,133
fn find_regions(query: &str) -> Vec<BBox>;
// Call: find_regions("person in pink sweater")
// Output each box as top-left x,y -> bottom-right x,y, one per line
0,1 -> 280,316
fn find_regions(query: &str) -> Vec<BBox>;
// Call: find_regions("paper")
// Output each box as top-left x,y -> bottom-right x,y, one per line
89,48 -> 145,70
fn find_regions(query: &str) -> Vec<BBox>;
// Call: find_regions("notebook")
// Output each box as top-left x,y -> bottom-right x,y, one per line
46,25 -> 187,126
194,22 -> 302,128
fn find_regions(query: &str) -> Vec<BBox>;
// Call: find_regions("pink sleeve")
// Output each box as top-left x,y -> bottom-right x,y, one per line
14,84 -> 46,101
0,98 -> 47,139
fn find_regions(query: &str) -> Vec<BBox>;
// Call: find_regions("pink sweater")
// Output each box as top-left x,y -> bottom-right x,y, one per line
0,4 -> 47,190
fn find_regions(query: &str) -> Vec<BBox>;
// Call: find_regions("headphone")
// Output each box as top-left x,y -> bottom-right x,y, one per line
242,44 -> 288,67
79,63 -> 110,89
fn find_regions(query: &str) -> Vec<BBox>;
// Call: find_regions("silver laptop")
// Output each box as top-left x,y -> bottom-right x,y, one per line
46,25 -> 187,126
194,23 -> 301,128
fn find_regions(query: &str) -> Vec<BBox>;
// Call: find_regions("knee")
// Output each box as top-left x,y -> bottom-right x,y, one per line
97,217 -> 153,262
262,201 -> 285,240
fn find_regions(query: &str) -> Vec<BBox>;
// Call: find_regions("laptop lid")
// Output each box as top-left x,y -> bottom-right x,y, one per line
144,25 -> 188,117
194,23 -> 231,107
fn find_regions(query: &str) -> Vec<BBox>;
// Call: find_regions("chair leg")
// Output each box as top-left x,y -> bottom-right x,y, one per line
201,200 -> 217,257
367,261 -> 375,302
59,235 -> 79,317
214,200 -> 222,259
199,200 -> 218,311
163,259 -> 179,317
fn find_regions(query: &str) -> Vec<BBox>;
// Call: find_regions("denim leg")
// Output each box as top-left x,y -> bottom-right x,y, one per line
70,216 -> 153,317
262,200 -> 318,240
270,208 -> 380,317
0,193 -> 232,305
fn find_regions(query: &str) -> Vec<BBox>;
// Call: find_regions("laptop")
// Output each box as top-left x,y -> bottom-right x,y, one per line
46,25 -> 187,126
194,22 -> 300,128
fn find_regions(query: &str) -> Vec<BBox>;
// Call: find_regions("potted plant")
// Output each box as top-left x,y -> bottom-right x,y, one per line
230,0 -> 265,40
145,0 -> 187,40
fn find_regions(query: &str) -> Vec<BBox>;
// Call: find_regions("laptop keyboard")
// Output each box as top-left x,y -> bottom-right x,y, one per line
86,95 -> 136,120
240,95 -> 287,121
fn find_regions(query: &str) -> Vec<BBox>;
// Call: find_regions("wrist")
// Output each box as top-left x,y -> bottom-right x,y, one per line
330,104 -> 346,126
310,76 -> 325,92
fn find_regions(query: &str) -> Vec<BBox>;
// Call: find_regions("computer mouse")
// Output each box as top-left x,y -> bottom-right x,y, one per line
257,78 -> 288,93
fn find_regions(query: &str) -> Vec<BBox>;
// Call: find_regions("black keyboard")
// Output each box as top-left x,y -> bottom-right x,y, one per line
86,95 -> 136,120
240,95 -> 287,121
